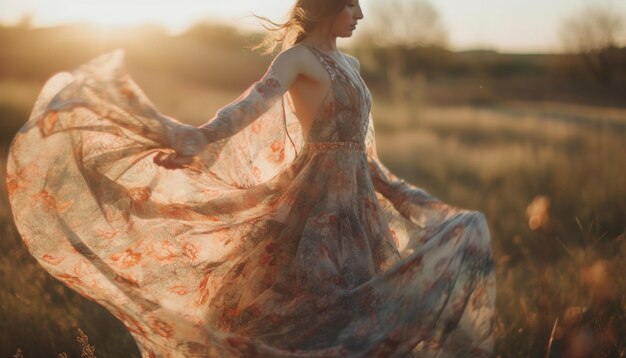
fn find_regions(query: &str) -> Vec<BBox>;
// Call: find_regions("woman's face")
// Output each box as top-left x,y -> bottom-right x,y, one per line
331,0 -> 364,37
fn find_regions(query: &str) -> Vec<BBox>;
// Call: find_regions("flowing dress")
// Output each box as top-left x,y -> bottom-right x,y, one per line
6,45 -> 496,357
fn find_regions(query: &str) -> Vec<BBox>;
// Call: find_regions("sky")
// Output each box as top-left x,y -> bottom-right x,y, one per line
1,0 -> 625,53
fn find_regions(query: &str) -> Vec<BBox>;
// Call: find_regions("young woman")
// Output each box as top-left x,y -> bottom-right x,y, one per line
7,0 -> 496,356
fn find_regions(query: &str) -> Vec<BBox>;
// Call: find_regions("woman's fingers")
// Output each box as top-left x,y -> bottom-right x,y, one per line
172,154 -> 194,166
153,152 -> 194,170
160,154 -> 192,169
155,122 -> 206,169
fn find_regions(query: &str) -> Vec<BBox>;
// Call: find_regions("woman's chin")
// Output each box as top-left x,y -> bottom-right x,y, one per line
338,31 -> 355,38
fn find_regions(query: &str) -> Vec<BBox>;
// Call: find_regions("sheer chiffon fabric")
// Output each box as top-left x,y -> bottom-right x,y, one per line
6,47 -> 496,357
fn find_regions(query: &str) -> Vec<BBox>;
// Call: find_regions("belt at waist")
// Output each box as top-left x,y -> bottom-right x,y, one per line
304,141 -> 365,151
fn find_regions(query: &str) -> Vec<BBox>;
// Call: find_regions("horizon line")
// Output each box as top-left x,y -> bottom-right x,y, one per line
0,19 -> 571,56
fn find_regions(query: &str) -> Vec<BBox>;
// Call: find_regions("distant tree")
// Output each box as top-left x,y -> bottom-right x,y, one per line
16,13 -> 34,29
356,0 -> 448,48
560,5 -> 625,85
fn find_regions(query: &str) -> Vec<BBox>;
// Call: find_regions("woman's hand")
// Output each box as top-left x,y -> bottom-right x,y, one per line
153,151 -> 195,170
167,123 -> 208,157
155,116 -> 208,170
156,112 -> 208,156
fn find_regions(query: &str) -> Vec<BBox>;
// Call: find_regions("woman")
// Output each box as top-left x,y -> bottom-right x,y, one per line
6,0 -> 496,356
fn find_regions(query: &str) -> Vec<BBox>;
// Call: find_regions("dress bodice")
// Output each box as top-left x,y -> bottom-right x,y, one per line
298,44 -> 373,145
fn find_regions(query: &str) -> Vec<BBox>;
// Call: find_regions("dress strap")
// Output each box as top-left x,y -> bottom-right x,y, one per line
300,44 -> 338,81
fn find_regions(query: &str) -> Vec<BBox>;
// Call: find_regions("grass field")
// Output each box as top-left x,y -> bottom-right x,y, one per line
1,63 -> 624,357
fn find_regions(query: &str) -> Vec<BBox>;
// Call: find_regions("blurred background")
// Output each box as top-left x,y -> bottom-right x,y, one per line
0,0 -> 625,357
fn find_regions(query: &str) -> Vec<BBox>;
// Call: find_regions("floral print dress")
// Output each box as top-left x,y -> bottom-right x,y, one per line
6,45 -> 496,357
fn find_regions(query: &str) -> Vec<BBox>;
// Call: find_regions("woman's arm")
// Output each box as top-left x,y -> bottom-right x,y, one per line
199,47 -> 302,144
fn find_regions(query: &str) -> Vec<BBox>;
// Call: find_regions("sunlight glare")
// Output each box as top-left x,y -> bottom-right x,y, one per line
3,0 -> 299,35
15,0 -> 202,34
82,2 -> 191,32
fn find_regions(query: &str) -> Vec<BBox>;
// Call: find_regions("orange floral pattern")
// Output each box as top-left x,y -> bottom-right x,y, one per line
6,47 -> 496,357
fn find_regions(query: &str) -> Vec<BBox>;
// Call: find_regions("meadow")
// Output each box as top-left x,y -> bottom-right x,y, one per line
1,24 -> 624,357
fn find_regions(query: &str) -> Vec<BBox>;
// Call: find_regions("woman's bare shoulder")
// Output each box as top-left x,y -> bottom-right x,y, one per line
271,45 -> 318,72
268,45 -> 330,82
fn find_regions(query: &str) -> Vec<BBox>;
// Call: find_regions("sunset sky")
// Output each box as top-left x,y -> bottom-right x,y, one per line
1,0 -> 624,53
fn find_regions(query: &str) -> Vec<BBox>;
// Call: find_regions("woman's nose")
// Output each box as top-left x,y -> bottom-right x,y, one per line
356,5 -> 364,19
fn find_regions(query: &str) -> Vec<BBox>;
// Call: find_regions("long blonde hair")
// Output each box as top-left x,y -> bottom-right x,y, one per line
252,0 -> 348,54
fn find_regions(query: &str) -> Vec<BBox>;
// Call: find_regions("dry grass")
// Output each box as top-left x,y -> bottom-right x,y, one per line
373,99 -> 626,357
